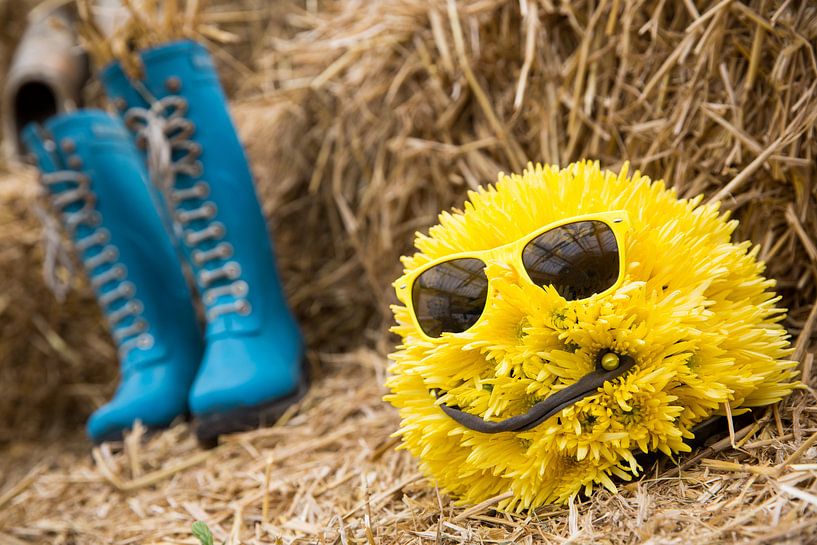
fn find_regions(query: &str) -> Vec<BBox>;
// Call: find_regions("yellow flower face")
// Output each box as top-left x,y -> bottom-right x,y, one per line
385,161 -> 797,510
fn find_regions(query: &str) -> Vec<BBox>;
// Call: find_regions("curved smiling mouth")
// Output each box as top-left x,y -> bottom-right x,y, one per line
436,351 -> 636,434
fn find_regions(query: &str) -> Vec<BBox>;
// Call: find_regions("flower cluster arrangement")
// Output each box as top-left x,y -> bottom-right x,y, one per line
386,160 -> 797,510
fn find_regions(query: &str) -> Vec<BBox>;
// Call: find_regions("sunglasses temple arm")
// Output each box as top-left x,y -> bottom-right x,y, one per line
436,356 -> 636,434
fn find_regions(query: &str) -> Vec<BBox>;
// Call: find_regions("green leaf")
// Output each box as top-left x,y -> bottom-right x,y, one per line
192,521 -> 214,545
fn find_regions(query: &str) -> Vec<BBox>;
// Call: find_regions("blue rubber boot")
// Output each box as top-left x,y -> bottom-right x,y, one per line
100,40 -> 307,445
22,110 -> 204,443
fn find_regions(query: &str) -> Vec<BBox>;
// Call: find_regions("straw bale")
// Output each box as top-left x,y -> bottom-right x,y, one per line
1,0 -> 817,543
0,169 -> 115,441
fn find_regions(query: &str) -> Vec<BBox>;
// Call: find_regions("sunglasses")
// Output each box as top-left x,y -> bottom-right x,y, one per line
397,211 -> 630,341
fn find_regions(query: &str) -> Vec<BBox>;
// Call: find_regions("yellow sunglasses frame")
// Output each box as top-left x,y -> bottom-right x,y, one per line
395,210 -> 631,342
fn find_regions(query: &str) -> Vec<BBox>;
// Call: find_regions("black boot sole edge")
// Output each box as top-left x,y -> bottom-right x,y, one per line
193,374 -> 310,449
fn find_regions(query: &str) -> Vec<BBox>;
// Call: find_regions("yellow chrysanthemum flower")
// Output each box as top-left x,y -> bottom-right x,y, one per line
385,160 -> 798,510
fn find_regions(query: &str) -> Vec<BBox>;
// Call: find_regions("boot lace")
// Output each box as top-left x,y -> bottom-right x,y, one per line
39,169 -> 153,357
124,94 -> 250,322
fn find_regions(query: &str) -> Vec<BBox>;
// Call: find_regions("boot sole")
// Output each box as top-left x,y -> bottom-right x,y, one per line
194,374 -> 310,448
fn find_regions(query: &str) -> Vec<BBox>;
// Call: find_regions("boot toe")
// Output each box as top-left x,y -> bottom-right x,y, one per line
86,365 -> 191,443
189,334 -> 303,417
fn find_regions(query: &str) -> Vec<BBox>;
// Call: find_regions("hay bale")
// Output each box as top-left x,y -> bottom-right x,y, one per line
0,0 -> 814,439
0,170 -> 115,441
260,0 -> 817,343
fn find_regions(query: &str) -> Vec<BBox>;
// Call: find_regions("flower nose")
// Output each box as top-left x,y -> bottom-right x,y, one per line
600,351 -> 621,371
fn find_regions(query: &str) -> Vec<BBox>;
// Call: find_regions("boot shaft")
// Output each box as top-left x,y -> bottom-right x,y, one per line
22,110 -> 202,374
100,40 -> 298,345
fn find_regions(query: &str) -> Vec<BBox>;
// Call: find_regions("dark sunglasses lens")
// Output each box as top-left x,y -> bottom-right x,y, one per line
412,257 -> 489,337
522,220 -> 619,300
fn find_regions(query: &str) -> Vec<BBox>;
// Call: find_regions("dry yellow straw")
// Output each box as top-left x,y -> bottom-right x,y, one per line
75,0 -> 204,75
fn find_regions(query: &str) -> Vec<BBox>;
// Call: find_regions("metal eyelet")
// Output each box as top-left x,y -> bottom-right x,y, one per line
225,262 -> 241,278
211,222 -> 226,238
192,250 -> 205,265
90,211 -> 103,227
219,242 -> 233,258
236,300 -> 252,315
195,181 -> 210,198
204,202 -> 217,218
233,280 -> 249,296
114,264 -> 127,279
204,292 -> 216,305
121,281 -> 136,297
67,156 -> 83,169
130,300 -> 144,314
137,333 -> 154,349
165,76 -> 182,93
96,229 -> 111,244
60,138 -> 76,153
106,246 -> 119,261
